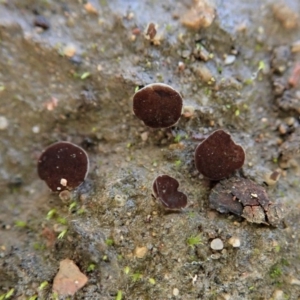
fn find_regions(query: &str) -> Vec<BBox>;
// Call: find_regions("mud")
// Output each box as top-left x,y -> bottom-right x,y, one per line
0,0 -> 300,299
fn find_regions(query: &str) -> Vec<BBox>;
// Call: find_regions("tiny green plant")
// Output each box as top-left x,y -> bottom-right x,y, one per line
115,290 -> 122,300
56,216 -> 67,225
124,266 -> 130,275
87,263 -> 96,272
80,72 -> 91,80
28,296 -> 38,300
187,234 -> 203,249
0,288 -> 14,300
174,134 -> 181,143
174,160 -> 182,168
269,264 -> 282,279
52,292 -> 59,300
57,229 -> 67,239
105,238 -> 114,246
38,281 -> 48,290
14,220 -> 27,228
46,209 -> 56,220
33,242 -> 46,251
148,278 -> 156,285
131,272 -> 142,282
68,201 -> 77,212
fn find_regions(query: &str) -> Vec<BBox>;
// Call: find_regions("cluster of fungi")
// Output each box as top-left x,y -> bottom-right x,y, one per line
37,83 -> 283,226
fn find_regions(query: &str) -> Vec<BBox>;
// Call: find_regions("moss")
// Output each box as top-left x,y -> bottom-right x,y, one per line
187,235 -> 203,249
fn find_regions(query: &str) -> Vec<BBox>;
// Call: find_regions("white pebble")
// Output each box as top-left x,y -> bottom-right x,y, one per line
289,276 -> 300,285
0,116 -> 8,130
173,288 -> 179,297
228,236 -> 241,248
210,238 -> 224,250
32,125 -> 40,133
224,55 -> 236,65
271,289 -> 284,300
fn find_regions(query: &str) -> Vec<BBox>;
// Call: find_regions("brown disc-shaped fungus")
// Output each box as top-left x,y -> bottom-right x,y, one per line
37,142 -> 89,192
194,129 -> 245,180
152,175 -> 187,210
133,83 -> 183,128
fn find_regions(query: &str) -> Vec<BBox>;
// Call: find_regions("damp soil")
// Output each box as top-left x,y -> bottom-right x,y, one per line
1,1 -> 300,299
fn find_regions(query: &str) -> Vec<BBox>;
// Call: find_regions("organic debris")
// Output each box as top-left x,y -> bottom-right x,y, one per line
209,177 -> 284,226
52,258 -> 88,296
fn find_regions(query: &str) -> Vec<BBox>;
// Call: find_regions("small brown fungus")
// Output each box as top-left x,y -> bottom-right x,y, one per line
37,142 -> 89,192
209,177 -> 284,226
133,83 -> 183,128
152,175 -> 187,210
194,129 -> 245,180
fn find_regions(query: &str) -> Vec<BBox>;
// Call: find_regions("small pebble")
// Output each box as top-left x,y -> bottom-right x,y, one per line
264,171 -> 281,186
140,131 -> 149,141
84,2 -> 98,14
63,45 -> 76,58
228,237 -> 241,248
134,246 -> 148,258
34,15 -> 50,30
291,40 -> 300,53
210,238 -> 224,250
289,276 -> 300,285
224,55 -> 236,65
0,116 -> 8,130
173,288 -> 179,297
271,289 -> 284,300
32,125 -> 40,133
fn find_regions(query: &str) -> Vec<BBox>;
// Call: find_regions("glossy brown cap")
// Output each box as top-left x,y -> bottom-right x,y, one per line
37,142 -> 89,191
194,129 -> 245,180
152,174 -> 187,210
133,83 -> 183,128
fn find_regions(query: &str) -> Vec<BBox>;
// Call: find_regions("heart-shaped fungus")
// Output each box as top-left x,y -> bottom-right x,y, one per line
133,83 -> 183,128
194,129 -> 245,180
152,175 -> 187,210
37,142 -> 89,192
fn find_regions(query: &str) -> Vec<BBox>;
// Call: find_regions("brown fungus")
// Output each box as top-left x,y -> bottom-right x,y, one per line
37,142 -> 89,192
133,83 -> 183,128
152,175 -> 187,210
194,129 -> 245,181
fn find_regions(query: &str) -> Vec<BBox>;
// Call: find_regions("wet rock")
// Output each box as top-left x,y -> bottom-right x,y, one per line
52,258 -> 88,296
209,177 -> 284,226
